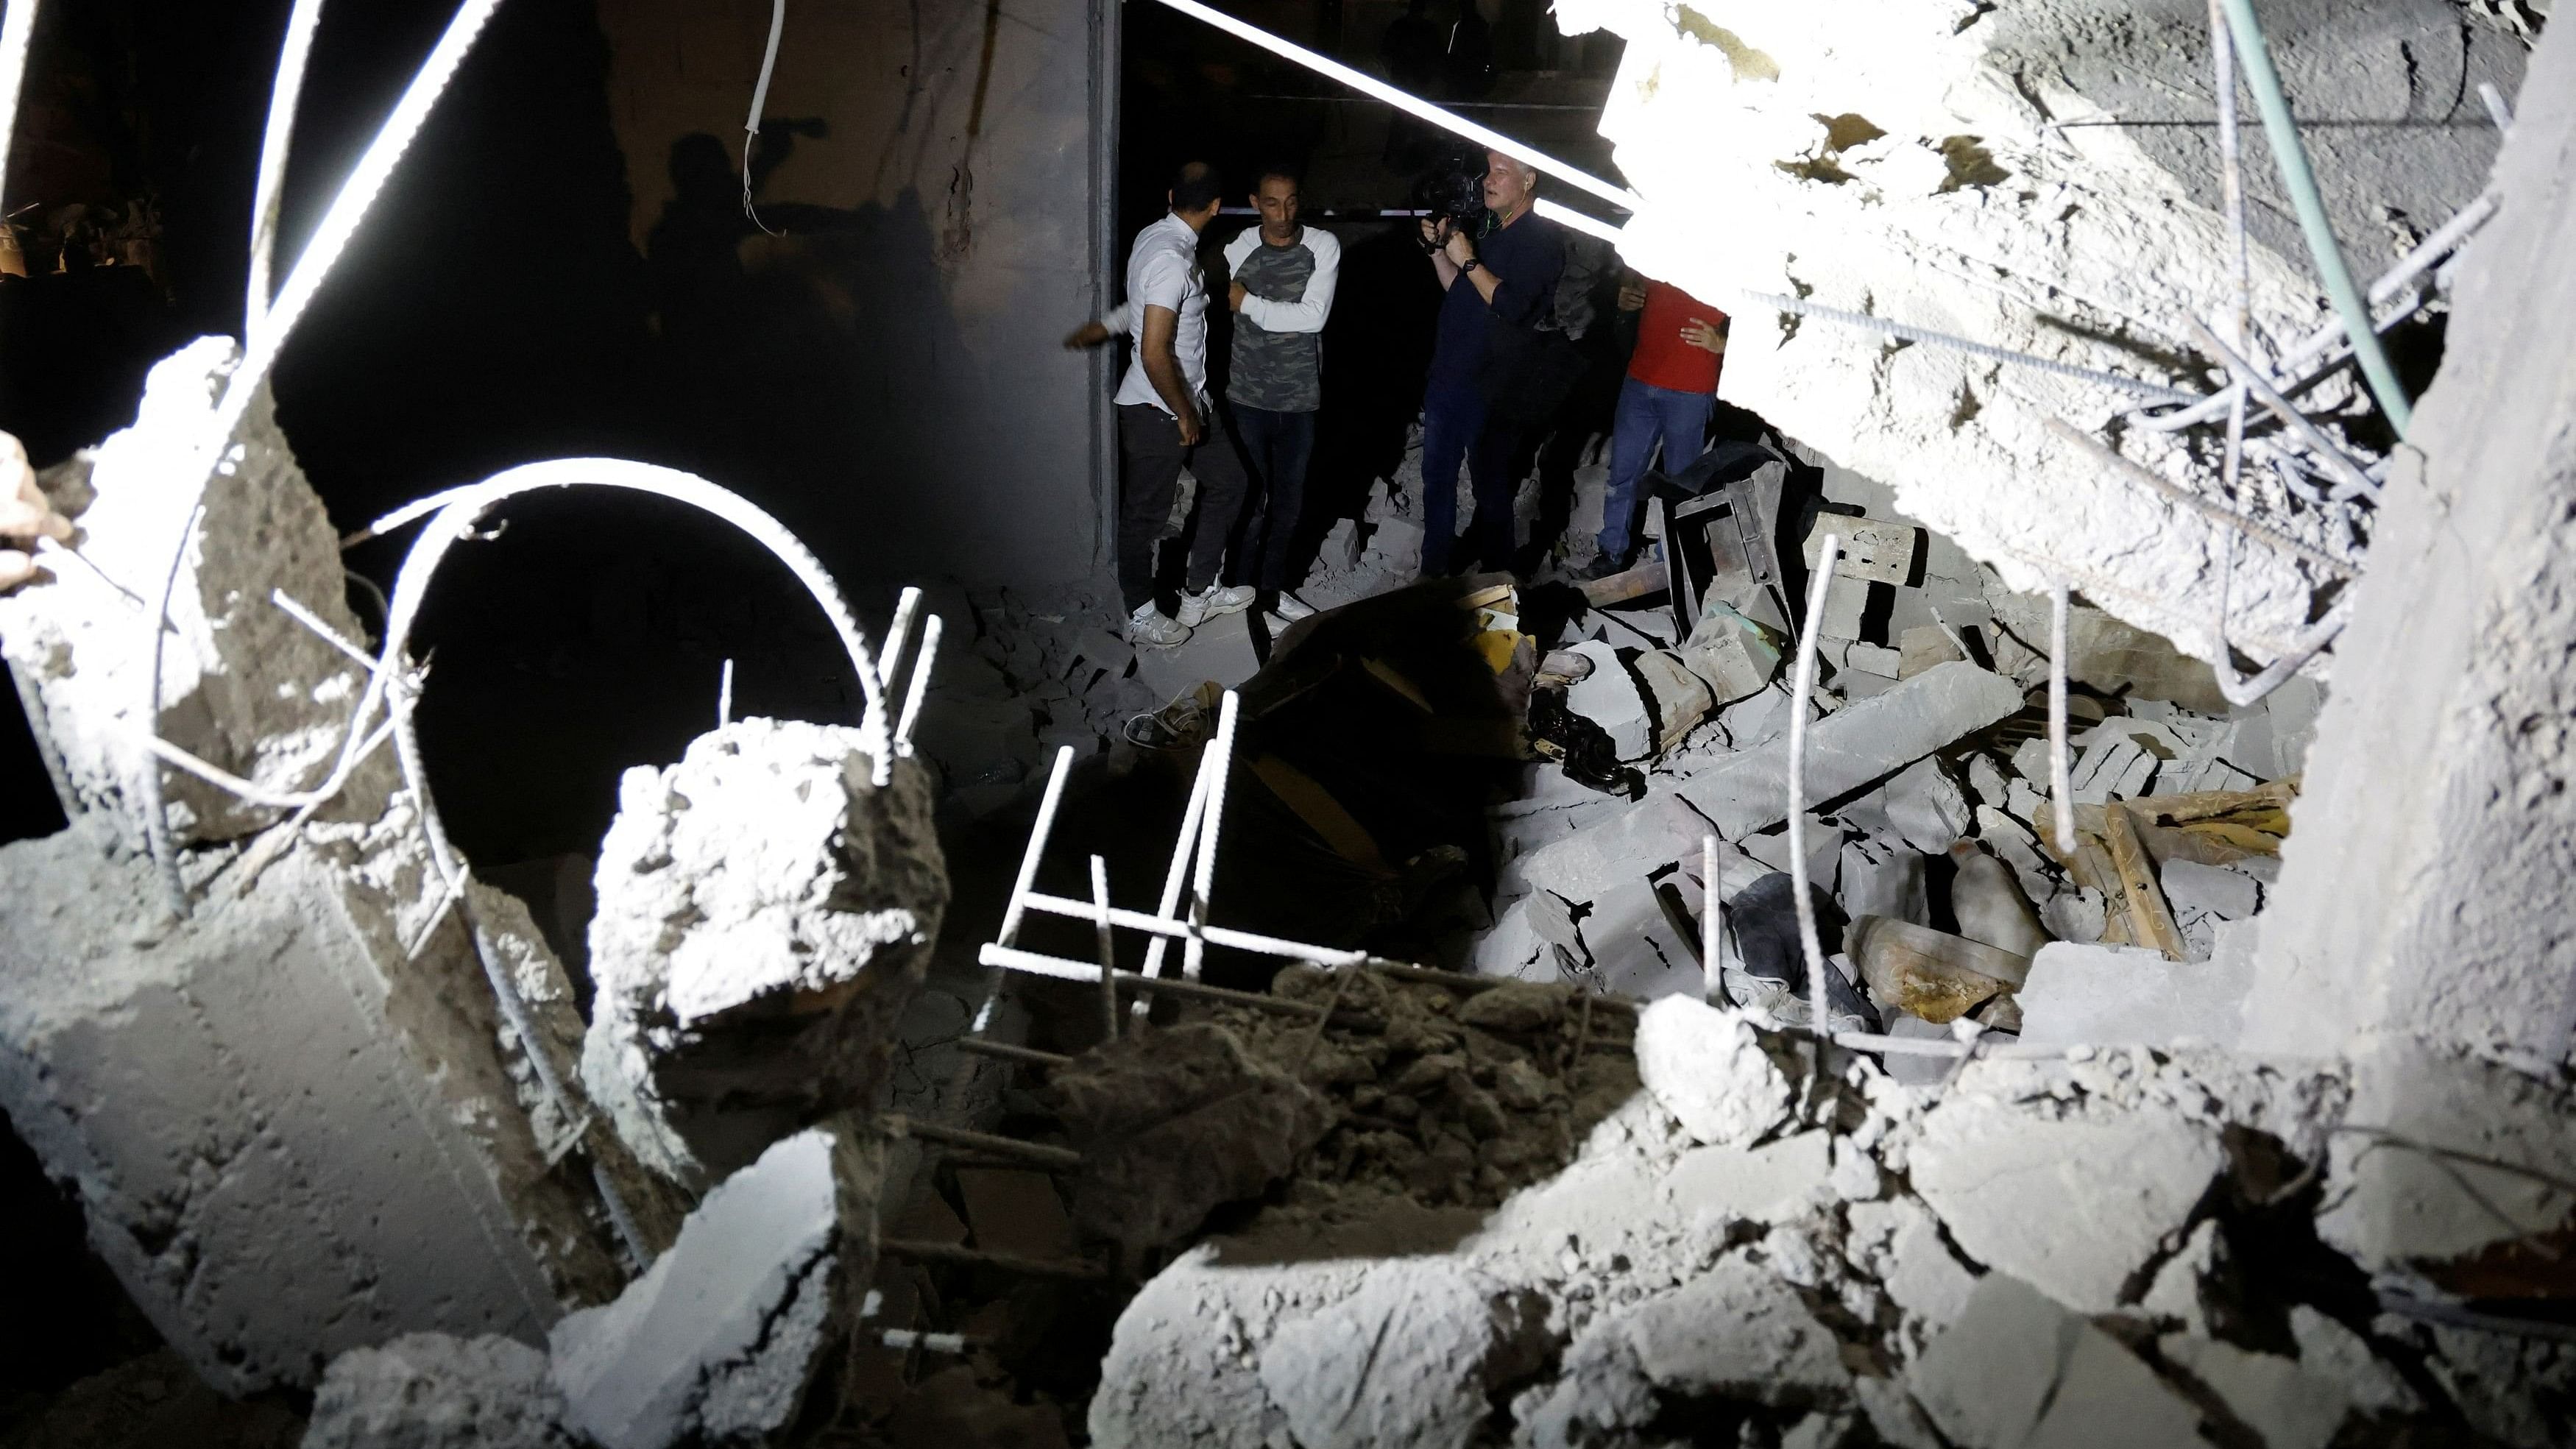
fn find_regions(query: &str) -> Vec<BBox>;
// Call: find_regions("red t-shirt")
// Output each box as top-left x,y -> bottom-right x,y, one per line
1628,280 -> 1725,395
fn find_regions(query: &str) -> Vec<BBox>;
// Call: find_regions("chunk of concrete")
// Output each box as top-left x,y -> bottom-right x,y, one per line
1256,1265 -> 1526,1449
1908,1094 -> 2221,1313
1634,996 -> 1795,1147
1504,789 -> 1717,904
1908,1273 -> 2205,1449
1663,1130 -> 1834,1226
0,338 -> 392,848
2287,1307 -> 2419,1417
583,718 -> 945,1186
1849,916 -> 2028,1025
1805,514 -> 1922,586
2015,939 -> 2254,1049
305,1333 -> 570,1449
1576,876 -> 1699,1001
1130,606 -> 1262,701
0,816 -> 629,1395
1948,843 -> 2052,958
2159,860 -> 2261,920
1562,640 -> 1653,759
2158,1335 -> 2349,1449
551,1127 -> 878,1449
1840,837 -> 1928,926
1674,663 -> 2023,837
1616,1255 -> 1850,1406
1845,1198 -> 1977,1353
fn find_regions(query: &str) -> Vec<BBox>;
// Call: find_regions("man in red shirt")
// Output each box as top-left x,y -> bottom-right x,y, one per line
1587,273 -> 1727,575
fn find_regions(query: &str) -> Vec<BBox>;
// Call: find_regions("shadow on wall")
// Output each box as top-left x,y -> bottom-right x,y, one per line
644,131 -> 974,593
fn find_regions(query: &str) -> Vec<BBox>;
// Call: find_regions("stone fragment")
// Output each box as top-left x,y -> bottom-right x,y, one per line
1842,640 -> 1903,679
1674,662 -> 2023,837
1256,1266 -> 1526,1449
2158,1335 -> 2349,1449
2315,1038 -> 2576,1278
1846,1197 -> 1976,1353
305,1333 -> 570,1449
1562,640 -> 1653,759
2140,1218 -> 2227,1337
1948,843 -> 2052,958
1577,876 -> 1698,1000
1908,1273 -> 2206,1449
2159,859 -> 2261,920
1848,915 -> 2028,1024
1630,648 -> 1718,753
1043,1021 -> 1331,1251
1633,996 -> 1794,1147
2014,940 -> 2254,1049
1844,756 -> 1972,854
1130,605 -> 1262,698
1805,514 -> 1922,585
1662,1130 -> 1834,1226
551,1127 -> 877,1449
583,718 -> 945,1186
0,338 -> 391,847
1898,626 -> 1964,680
1840,837 -> 1928,926
1909,1094 -> 2221,1313
1456,980 -> 1571,1032
1504,789 -> 1717,903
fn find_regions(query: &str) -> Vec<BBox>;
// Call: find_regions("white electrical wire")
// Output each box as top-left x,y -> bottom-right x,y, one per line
742,0 -> 785,235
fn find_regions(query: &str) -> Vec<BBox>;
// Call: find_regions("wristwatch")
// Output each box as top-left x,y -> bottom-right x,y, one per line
1458,256 -> 1483,273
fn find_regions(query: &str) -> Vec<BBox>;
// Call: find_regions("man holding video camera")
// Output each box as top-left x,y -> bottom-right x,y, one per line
1416,149 -> 1566,576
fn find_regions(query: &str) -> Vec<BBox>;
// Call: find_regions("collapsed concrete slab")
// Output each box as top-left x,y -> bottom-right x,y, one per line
1908,1273 -> 2205,1448
1674,662 -> 2023,838
2017,937 -> 2255,1049
0,338 -> 394,847
551,1126 -> 880,1449
582,718 -> 945,1187
1908,1090 -> 2221,1313
0,812 -> 643,1395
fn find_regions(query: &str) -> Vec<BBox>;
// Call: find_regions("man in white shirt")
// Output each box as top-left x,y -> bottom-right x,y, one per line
1066,162 -> 1256,648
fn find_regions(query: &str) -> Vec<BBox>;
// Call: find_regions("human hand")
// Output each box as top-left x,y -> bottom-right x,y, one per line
1418,217 -> 1442,252
1230,280 -> 1248,312
1175,406 -> 1203,447
1064,320 -> 1111,350
1443,228 -> 1476,269
0,433 -> 70,593
1617,279 -> 1646,312
1682,319 -> 1726,356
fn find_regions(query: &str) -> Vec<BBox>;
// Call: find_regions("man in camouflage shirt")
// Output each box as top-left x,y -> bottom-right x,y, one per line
1222,166 -> 1340,624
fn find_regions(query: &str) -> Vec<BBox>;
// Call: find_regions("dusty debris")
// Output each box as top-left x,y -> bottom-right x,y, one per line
582,718 -> 946,1186
1849,915 -> 2029,1025
302,1333 -> 572,1449
1908,1273 -> 2204,1448
1633,995 -> 1794,1147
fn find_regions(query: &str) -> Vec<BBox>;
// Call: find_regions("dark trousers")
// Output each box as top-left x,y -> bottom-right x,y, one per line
1117,401 -> 1253,612
1420,381 -> 1518,576
1228,404 -> 1317,592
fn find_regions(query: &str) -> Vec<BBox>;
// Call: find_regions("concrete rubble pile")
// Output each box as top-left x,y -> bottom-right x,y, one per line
0,337 -> 949,1444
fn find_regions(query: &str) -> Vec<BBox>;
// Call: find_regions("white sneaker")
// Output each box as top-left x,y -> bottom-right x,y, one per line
1124,602 -> 1191,648
1270,591 -> 1316,623
1175,584 -> 1256,628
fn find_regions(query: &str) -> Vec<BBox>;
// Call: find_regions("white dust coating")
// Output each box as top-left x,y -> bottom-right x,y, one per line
583,717 -> 945,1186
303,1333 -> 571,1449
1548,0 -> 2506,669
0,337 -> 384,846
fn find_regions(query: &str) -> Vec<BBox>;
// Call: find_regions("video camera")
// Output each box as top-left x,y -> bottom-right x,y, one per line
1413,146 -> 1488,250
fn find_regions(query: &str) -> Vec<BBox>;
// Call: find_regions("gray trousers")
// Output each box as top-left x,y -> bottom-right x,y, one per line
1117,401 -> 1253,612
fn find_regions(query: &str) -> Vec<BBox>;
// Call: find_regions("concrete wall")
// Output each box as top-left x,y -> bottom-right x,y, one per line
595,0 -> 1109,589
2247,18 -> 2576,1064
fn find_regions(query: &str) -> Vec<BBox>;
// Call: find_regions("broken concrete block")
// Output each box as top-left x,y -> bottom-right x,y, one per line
1132,605 -> 1262,701
1845,1197 -> 1977,1356
583,718 -> 945,1186
1679,600 -> 1783,704
1841,640 -> 1902,679
1897,626 -> 1964,680
1880,755 -> 1972,852
1505,788 -> 1716,904
1634,996 -> 1794,1147
1628,647 -> 1716,754
1991,593 -> 2229,715
1674,662 -> 2023,838
1909,1094 -> 2221,1313
0,815 -> 628,1395
2037,885 -> 2108,945
2159,859 -> 2260,920
1577,876 -> 1699,1000
0,338 -> 392,848
1947,843 -> 2051,958
2014,939 -> 2254,1049
1562,640 -> 1652,759
1848,916 -> 2028,1025
2158,1335 -> 2349,1449
1662,1130 -> 1833,1226
2139,1217 -> 2227,1338
305,1333 -> 570,1449
1804,514 -> 1921,586
2315,1038 -> 2576,1280
1814,573 -> 1872,641
1908,1274 -> 2203,1449
551,1127 -> 877,1449
1043,1021 -> 1331,1252
1256,1265 -> 1526,1449
1615,1255 -> 1850,1406
1840,838 -> 1928,927
2288,1307 -> 2420,1417
1973,804 -> 2057,905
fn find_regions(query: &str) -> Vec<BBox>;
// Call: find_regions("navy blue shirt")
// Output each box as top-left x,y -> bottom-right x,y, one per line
1427,208 -> 1568,394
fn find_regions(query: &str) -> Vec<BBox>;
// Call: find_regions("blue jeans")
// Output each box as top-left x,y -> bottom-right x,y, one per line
1598,377 -> 1715,562
1228,405 -> 1316,592
1419,383 -> 1517,575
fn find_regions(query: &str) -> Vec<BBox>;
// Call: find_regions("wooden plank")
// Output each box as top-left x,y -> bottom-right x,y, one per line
2100,802 -> 2187,961
1578,561 -> 1671,607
